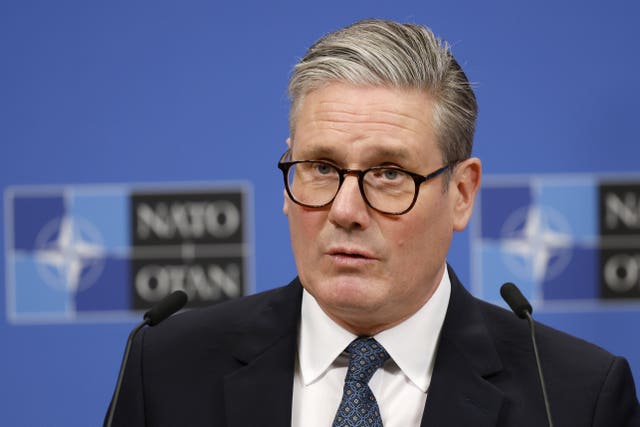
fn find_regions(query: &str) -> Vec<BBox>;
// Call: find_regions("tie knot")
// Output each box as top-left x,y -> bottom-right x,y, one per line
345,337 -> 389,385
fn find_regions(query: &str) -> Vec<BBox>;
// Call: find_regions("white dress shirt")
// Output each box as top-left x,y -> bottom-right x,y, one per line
291,265 -> 451,427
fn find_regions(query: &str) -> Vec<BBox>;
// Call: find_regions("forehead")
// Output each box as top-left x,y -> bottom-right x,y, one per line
291,83 -> 440,166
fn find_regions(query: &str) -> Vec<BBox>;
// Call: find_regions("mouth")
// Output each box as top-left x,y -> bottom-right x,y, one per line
334,252 -> 367,259
327,247 -> 376,261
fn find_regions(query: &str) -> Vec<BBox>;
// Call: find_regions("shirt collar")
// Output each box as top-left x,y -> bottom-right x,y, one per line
297,265 -> 451,392
297,287 -> 356,386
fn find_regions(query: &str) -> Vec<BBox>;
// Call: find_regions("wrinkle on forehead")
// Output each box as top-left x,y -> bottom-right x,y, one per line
313,101 -> 431,128
310,91 -> 433,129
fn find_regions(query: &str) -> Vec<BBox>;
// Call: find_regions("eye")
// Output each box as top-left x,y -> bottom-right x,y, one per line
371,168 -> 401,181
314,162 -> 334,175
382,169 -> 399,180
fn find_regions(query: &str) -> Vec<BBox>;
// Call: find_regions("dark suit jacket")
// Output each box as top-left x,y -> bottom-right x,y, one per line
107,269 -> 640,426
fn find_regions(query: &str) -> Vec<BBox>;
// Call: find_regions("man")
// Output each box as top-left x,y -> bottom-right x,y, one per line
107,19 -> 639,426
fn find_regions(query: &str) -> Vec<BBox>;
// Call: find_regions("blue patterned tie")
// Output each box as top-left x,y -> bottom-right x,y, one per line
332,337 -> 390,427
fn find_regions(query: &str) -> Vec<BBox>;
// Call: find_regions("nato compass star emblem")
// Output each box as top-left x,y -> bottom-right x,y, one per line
33,216 -> 106,293
500,205 -> 573,282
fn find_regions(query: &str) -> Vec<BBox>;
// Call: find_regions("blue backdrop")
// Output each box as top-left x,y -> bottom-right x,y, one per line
1,1 -> 639,425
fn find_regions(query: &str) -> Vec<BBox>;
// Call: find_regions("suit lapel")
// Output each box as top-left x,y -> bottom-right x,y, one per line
223,280 -> 303,427
421,268 -> 504,426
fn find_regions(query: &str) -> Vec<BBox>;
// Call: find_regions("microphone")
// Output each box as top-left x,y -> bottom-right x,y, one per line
104,290 -> 188,427
500,282 -> 553,427
500,282 -> 532,319
144,289 -> 189,326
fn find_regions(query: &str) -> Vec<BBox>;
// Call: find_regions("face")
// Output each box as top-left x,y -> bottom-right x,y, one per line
284,82 -> 481,335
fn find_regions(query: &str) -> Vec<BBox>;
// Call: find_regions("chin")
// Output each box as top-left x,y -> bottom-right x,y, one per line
323,278 -> 387,310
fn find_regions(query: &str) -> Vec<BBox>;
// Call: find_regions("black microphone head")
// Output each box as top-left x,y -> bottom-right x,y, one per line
500,282 -> 532,319
143,290 -> 188,326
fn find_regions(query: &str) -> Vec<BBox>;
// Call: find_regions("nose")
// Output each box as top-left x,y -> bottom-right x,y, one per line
327,175 -> 371,230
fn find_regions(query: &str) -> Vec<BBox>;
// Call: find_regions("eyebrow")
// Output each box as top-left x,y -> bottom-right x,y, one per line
291,145 -> 334,160
293,144 -> 416,166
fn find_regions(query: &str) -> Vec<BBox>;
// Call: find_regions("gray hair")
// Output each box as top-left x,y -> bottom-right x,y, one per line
288,19 -> 477,166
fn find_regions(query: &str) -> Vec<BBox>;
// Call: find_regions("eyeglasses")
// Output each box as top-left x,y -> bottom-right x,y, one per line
277,150 -> 453,215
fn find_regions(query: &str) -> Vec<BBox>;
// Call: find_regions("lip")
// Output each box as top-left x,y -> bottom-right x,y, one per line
325,246 -> 378,266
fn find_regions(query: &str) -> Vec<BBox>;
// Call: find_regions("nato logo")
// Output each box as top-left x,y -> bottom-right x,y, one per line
5,184 -> 252,324
471,176 -> 640,308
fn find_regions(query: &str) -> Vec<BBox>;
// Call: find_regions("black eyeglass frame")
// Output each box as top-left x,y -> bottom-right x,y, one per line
277,150 -> 455,215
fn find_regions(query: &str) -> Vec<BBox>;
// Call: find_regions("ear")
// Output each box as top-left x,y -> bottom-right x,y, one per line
283,137 -> 293,216
451,157 -> 482,231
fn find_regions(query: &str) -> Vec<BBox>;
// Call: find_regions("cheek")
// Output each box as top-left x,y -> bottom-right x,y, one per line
392,221 -> 431,257
288,206 -> 324,249
391,200 -> 454,255
288,208 -> 327,287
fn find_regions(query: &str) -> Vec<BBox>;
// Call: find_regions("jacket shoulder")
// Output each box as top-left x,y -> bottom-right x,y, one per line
477,297 -> 614,365
474,298 -> 639,425
142,279 -> 302,352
